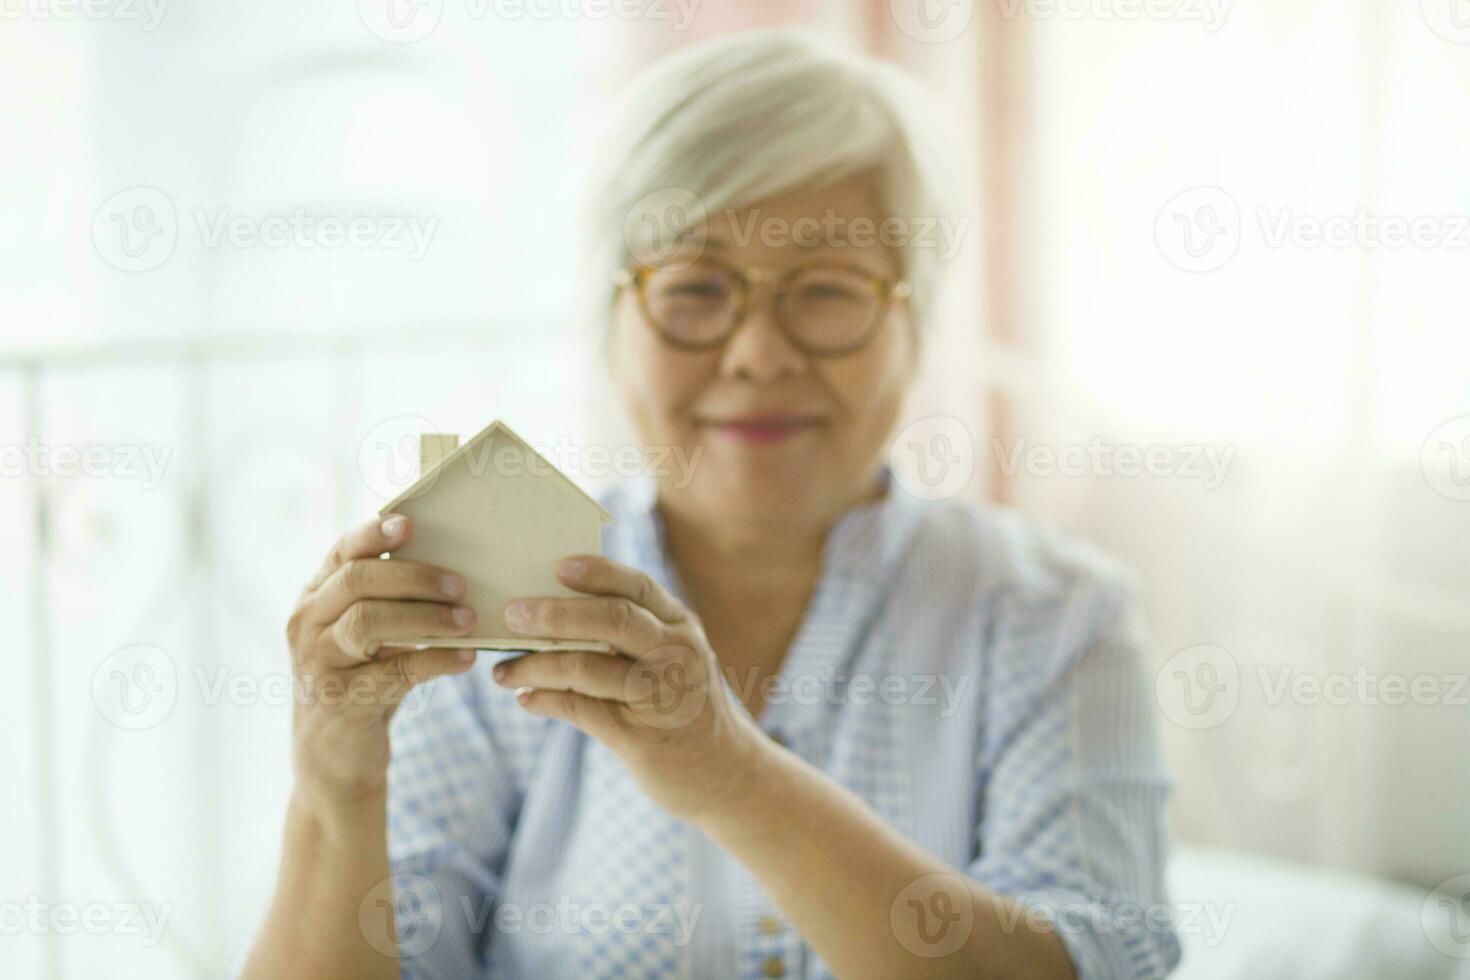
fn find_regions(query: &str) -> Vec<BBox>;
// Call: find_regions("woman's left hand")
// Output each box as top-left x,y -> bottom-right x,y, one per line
491,554 -> 768,825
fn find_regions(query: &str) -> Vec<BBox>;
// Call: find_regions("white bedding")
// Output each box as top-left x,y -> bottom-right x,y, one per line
1167,845 -> 1470,980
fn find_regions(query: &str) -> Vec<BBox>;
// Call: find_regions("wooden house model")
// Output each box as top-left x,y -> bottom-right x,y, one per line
377,420 -> 612,651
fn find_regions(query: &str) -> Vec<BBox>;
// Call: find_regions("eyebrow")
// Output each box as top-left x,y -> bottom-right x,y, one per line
702,232 -> 851,253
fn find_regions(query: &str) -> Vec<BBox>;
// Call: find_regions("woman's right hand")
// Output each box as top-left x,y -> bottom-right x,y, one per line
286,512 -> 479,826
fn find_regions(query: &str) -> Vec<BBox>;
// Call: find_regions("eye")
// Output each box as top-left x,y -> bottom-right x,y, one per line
794,278 -> 868,304
646,265 -> 735,303
801,283 -> 861,300
669,278 -> 727,298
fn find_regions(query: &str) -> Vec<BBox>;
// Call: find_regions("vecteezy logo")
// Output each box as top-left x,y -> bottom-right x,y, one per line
889,415 -> 974,501
395,678 -> 438,721
890,0 -> 974,43
1422,0 -> 1470,43
358,0 -> 443,42
1247,699 -> 1339,803
359,874 -> 443,958
624,645 -> 708,730
357,414 -> 442,503
1155,186 -> 1241,273
623,187 -> 708,272
890,874 -> 974,957
91,643 -> 178,730
1421,416 -> 1470,501
1154,643 -> 1240,730
1422,874 -> 1470,958
91,187 -> 177,273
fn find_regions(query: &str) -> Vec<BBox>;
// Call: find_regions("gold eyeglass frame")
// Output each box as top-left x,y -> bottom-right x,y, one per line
613,256 -> 912,358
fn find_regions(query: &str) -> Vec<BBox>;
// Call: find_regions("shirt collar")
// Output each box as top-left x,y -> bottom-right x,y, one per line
817,466 -> 923,585
608,468 -> 925,737
613,466 -> 922,593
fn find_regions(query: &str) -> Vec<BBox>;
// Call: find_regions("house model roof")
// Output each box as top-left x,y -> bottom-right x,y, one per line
376,419 -> 613,522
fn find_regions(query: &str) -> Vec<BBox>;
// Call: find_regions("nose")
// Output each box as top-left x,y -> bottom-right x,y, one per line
715,280 -> 808,382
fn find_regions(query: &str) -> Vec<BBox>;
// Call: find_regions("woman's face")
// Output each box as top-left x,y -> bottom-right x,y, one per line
610,170 -> 917,532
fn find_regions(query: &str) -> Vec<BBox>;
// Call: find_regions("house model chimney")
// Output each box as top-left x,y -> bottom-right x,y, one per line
419,433 -> 460,477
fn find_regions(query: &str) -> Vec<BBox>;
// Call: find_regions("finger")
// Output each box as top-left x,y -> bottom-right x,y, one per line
305,513 -> 412,593
372,647 -> 479,706
554,555 -> 688,625
492,650 -> 633,702
503,595 -> 665,653
307,557 -> 467,628
326,599 -> 476,664
511,686 -> 625,743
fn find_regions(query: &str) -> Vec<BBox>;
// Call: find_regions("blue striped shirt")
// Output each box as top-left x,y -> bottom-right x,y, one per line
385,471 -> 1180,979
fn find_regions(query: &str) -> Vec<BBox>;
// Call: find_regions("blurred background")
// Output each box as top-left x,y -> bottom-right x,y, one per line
2,0 -> 1468,977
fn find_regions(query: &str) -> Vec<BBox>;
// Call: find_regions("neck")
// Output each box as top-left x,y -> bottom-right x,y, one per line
655,469 -> 890,609
659,500 -> 826,600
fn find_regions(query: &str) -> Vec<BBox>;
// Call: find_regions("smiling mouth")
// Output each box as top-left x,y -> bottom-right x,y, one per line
700,414 -> 823,444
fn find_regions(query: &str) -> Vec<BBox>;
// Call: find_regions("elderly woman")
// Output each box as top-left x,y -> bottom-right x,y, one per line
243,29 -> 1178,980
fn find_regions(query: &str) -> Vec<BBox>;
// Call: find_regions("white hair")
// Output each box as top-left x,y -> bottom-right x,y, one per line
579,28 -> 965,341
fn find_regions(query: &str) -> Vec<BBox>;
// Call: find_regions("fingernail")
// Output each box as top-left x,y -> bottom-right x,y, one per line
457,649 -> 475,663
505,601 -> 531,629
515,687 -> 533,703
381,515 -> 406,539
492,662 -> 508,681
452,605 -> 474,628
440,573 -> 465,598
556,558 -> 586,579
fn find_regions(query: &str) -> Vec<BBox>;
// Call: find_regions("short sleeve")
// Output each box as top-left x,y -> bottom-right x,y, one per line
386,668 -> 543,979
966,569 -> 1181,979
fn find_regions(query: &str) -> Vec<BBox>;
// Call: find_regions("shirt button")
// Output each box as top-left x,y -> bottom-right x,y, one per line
758,914 -> 782,935
761,955 -> 786,977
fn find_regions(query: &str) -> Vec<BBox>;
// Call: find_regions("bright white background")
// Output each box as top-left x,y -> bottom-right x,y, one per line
2,1 -> 1467,977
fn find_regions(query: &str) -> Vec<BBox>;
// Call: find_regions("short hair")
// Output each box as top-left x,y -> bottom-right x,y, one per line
580,28 -> 965,341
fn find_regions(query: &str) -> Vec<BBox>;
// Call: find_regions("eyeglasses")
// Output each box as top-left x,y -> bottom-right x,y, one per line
613,257 -> 912,357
